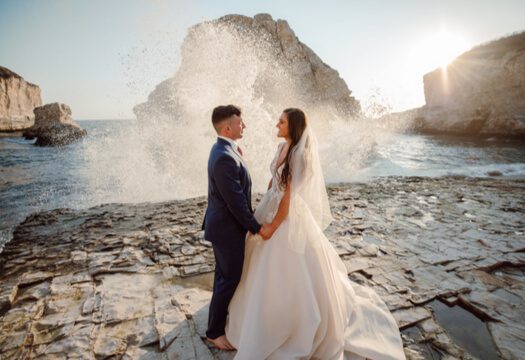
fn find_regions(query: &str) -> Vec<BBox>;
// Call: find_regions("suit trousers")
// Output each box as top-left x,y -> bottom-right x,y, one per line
206,239 -> 245,339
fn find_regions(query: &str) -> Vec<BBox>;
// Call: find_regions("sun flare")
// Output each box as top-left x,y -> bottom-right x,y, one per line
413,29 -> 471,71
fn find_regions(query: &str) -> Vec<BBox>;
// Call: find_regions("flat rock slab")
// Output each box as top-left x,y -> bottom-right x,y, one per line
393,307 -> 433,329
0,176 -> 524,359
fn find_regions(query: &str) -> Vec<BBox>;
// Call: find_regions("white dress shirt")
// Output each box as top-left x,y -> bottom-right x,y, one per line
218,136 -> 243,158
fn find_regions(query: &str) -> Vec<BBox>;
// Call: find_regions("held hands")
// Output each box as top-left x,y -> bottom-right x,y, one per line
249,223 -> 275,241
258,223 -> 275,241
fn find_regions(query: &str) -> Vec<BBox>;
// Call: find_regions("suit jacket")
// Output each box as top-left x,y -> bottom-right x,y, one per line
203,138 -> 261,244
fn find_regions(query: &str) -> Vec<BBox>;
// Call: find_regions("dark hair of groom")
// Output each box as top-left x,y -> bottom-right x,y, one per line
212,104 -> 242,132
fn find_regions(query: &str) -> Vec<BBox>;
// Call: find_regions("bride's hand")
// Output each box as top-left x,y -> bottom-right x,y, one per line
259,223 -> 275,241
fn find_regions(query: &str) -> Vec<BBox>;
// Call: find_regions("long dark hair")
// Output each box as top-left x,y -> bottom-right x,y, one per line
279,108 -> 307,189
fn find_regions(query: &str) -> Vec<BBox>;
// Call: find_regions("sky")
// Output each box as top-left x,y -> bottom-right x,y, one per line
1,0 -> 524,120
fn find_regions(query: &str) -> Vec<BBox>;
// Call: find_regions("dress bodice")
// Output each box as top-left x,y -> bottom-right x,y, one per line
253,142 -> 287,225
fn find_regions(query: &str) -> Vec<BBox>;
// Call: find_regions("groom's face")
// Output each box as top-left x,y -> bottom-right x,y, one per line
227,115 -> 246,140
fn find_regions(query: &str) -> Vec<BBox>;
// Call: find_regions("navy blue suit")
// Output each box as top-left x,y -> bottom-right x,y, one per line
204,137 -> 261,339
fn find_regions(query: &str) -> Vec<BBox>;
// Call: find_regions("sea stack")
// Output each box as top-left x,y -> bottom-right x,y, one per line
23,103 -> 87,146
0,66 -> 42,132
133,13 -> 361,123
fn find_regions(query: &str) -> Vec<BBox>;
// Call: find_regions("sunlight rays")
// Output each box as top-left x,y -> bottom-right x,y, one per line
410,28 -> 471,74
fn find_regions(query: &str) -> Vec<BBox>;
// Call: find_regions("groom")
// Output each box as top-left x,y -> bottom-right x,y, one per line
203,104 -> 268,350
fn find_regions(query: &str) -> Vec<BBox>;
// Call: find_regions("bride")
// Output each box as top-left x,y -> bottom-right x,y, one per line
225,108 -> 406,360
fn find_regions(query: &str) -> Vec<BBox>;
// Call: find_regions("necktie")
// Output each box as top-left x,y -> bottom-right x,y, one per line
237,145 -> 244,157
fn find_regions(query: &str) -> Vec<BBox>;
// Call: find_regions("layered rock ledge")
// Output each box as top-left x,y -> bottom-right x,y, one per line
0,177 -> 524,359
0,66 -> 42,132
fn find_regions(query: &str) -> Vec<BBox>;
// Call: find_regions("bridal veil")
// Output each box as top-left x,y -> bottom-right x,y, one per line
288,125 -> 333,253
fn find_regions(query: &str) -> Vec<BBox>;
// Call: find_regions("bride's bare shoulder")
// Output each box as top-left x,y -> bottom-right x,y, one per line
277,141 -> 288,155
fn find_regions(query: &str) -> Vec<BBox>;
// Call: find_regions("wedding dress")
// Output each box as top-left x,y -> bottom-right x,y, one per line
225,126 -> 405,360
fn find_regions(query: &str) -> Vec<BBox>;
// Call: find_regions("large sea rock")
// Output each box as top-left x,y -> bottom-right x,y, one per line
133,13 -> 360,123
0,66 -> 42,132
405,31 -> 525,139
23,103 -> 87,146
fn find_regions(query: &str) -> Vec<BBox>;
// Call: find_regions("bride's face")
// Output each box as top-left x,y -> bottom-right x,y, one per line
276,113 -> 289,139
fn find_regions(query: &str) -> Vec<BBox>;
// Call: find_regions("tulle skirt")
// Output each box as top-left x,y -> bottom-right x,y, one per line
225,201 -> 406,360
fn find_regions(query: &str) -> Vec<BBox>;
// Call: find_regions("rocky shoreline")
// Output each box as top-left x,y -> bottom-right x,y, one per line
0,176 -> 524,359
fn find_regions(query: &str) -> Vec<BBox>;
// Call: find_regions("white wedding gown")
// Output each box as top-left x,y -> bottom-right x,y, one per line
226,142 -> 405,360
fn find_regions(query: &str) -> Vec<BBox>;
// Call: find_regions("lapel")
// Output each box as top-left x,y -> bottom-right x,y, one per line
217,138 -> 247,168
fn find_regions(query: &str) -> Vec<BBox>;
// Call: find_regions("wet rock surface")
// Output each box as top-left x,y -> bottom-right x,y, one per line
1,176 -> 524,359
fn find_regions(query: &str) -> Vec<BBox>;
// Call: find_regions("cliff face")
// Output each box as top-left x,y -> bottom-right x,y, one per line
0,66 -> 42,132
134,13 -> 360,122
415,31 -> 525,139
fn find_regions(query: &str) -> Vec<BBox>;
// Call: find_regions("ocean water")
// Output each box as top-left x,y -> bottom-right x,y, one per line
1,119 -> 524,251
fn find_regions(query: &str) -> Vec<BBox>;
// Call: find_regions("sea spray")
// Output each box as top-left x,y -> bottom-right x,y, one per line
79,15 -> 408,203
0,14 -> 412,248
2,15 -> 525,253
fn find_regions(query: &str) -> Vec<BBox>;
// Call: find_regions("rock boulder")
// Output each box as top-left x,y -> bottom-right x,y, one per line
133,13 -> 360,122
23,103 -> 87,146
0,66 -> 42,132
